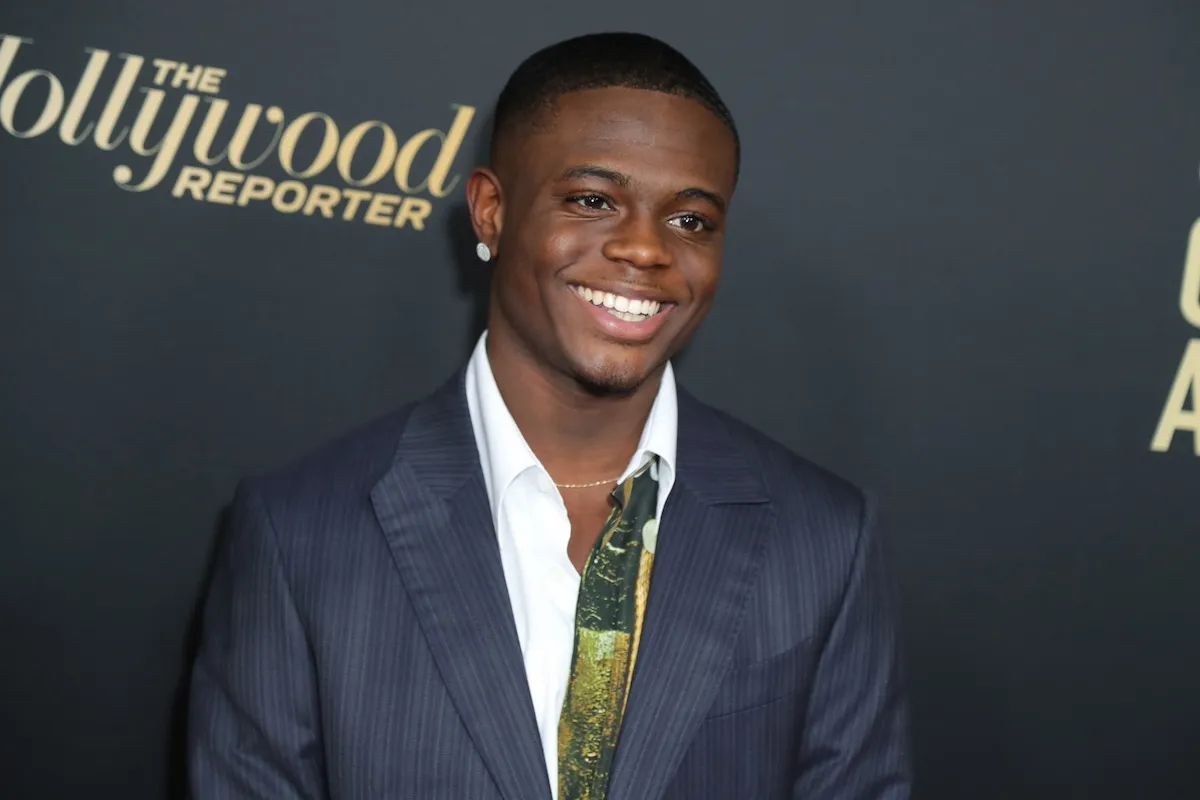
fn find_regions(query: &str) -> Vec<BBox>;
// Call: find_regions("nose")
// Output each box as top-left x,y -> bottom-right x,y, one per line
601,211 -> 671,270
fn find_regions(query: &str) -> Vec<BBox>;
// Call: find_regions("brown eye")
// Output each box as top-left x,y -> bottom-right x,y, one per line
669,213 -> 711,232
569,194 -> 614,211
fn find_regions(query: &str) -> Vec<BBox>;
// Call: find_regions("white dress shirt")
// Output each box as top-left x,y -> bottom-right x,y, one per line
463,331 -> 678,799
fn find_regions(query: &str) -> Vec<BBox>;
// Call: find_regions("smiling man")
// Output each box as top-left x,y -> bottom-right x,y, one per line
189,32 -> 912,800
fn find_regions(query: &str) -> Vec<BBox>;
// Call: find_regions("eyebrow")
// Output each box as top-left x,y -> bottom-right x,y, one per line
560,164 -> 727,212
560,164 -> 629,186
676,186 -> 726,213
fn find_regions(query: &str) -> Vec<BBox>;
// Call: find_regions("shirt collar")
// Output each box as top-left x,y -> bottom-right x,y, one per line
464,332 -> 678,524
620,355 -> 677,514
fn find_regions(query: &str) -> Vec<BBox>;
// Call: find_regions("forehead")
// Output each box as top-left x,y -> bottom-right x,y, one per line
513,87 -> 738,194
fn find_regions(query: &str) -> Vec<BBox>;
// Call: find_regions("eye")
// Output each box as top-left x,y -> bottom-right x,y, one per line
567,194 -> 614,211
669,213 -> 712,233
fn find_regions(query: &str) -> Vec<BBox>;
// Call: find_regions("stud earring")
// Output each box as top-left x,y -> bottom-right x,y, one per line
475,242 -> 492,262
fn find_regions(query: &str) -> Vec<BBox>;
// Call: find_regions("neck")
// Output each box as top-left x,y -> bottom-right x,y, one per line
485,330 -> 662,486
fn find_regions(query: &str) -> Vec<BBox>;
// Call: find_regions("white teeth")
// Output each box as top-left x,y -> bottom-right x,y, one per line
572,285 -> 664,319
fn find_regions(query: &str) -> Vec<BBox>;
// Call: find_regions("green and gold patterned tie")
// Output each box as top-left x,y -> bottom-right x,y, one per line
557,456 -> 660,800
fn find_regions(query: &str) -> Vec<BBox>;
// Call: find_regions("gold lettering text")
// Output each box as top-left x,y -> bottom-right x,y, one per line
197,67 -> 225,94
172,165 -> 212,199
394,197 -> 432,230
1182,218 -> 1200,329
364,193 -> 400,226
278,112 -> 338,179
394,104 -> 475,196
171,62 -> 205,91
1151,339 -> 1200,455
337,120 -> 397,187
206,170 -> 243,205
199,103 -> 285,170
0,68 -> 64,138
94,53 -> 144,151
341,188 -> 371,221
113,89 -> 200,191
151,59 -> 178,85
59,47 -> 109,145
237,174 -> 275,205
304,185 -> 341,218
0,35 -> 31,91
272,180 -> 307,213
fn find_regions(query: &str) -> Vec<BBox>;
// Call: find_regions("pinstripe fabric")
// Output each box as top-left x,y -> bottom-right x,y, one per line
370,395 -> 550,800
188,370 -> 911,800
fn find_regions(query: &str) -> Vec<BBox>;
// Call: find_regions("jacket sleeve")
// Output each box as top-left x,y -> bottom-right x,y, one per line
188,482 -> 329,799
792,493 -> 913,799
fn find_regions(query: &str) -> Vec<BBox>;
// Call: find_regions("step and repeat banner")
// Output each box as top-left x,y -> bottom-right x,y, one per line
1,2 -> 1197,798
0,36 -> 473,228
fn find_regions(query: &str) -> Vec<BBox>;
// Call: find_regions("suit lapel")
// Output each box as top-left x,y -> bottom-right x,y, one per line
370,373 -> 551,800
608,391 -> 774,800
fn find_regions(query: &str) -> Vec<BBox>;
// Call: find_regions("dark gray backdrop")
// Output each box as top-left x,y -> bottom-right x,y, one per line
2,1 -> 1198,797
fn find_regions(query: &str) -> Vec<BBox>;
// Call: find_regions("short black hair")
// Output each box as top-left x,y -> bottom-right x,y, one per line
490,32 -> 739,171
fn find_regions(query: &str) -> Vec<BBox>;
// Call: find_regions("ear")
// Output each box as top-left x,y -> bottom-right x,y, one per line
466,166 -> 503,259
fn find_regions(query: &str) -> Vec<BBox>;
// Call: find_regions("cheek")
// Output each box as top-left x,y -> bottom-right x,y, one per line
684,258 -> 722,306
507,216 -> 591,298
541,221 -> 593,266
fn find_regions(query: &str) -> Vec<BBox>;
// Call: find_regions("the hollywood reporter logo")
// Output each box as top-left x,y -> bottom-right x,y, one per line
0,33 -> 475,230
1151,217 -> 1200,455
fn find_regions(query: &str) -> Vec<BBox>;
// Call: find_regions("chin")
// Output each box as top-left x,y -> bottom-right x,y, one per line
568,348 -> 657,397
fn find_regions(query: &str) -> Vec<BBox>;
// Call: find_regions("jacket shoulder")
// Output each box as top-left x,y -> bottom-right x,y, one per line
242,401 -> 417,516
700,399 -> 868,522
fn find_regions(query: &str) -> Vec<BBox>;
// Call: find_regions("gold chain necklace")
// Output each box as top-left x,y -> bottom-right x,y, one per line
553,476 -> 622,489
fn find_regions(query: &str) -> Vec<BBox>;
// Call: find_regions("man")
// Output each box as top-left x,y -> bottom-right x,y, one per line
188,32 -> 911,800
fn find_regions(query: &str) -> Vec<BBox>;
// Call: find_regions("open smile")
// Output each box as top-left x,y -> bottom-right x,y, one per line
568,283 -> 675,343
569,284 -> 671,322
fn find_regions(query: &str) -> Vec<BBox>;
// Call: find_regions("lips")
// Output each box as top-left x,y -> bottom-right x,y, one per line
569,283 -> 668,322
569,282 -> 674,342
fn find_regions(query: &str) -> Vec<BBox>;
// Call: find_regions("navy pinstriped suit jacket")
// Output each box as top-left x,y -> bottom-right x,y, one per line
188,371 -> 912,799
